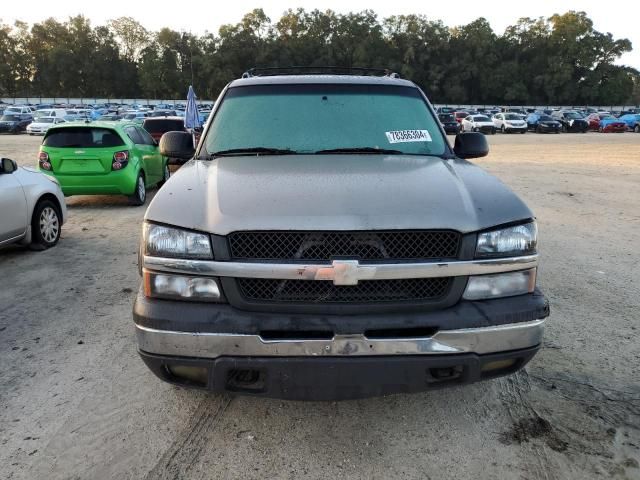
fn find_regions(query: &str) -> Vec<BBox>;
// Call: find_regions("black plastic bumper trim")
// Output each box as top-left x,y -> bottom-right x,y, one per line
139,345 -> 540,401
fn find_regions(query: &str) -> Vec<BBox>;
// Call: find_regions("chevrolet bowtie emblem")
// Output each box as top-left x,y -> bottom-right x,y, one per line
314,260 -> 362,286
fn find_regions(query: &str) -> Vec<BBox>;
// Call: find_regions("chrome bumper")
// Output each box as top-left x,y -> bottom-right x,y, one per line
136,319 -> 545,359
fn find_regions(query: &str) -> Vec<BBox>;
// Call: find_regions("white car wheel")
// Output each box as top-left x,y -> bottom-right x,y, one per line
39,206 -> 60,243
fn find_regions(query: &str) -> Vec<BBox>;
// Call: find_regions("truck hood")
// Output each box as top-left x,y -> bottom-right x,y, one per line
145,155 -> 533,234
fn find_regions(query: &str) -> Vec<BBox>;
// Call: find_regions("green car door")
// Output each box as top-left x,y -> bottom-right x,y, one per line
123,126 -> 165,185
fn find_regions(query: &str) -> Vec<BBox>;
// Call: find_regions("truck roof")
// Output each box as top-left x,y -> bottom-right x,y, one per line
228,74 -> 417,88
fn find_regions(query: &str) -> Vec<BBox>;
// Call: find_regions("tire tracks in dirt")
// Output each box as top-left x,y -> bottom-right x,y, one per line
498,370 -> 566,480
143,394 -> 233,480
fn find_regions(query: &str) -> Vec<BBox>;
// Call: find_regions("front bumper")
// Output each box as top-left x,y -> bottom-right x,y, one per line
565,121 -> 588,132
139,346 -> 541,400
536,124 -> 561,132
133,290 -> 548,399
0,124 -> 19,132
601,124 -> 627,132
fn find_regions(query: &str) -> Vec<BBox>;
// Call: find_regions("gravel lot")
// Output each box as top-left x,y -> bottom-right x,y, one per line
1,132 -> 639,480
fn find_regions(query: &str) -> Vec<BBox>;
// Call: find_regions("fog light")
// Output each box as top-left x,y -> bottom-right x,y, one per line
167,365 -> 208,386
463,268 -> 536,300
481,359 -> 516,373
144,272 -> 221,301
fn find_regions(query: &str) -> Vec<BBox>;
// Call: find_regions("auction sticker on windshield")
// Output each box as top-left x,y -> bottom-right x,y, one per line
385,130 -> 432,143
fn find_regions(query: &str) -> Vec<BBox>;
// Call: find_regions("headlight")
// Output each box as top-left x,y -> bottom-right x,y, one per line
476,222 -> 537,257
143,223 -> 212,259
143,272 -> 222,302
463,269 -> 536,300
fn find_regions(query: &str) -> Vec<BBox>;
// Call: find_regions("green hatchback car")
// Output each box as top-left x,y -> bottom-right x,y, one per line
37,122 -> 170,205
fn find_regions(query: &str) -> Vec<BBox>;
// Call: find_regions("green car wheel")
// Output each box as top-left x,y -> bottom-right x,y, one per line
129,173 -> 146,206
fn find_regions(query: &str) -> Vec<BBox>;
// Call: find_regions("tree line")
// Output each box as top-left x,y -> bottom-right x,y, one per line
1,9 -> 639,105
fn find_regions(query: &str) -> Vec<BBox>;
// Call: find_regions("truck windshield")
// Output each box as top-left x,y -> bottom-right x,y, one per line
204,84 -> 447,157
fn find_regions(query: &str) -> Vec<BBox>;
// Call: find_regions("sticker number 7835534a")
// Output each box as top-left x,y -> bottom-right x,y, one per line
385,130 -> 432,143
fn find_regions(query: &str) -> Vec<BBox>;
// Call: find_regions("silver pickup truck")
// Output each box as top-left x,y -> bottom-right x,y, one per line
133,68 -> 549,400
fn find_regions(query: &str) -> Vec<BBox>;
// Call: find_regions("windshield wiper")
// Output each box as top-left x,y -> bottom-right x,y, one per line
315,147 -> 404,155
206,147 -> 297,158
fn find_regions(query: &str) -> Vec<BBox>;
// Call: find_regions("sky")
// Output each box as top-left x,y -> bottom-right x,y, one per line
2,0 -> 638,68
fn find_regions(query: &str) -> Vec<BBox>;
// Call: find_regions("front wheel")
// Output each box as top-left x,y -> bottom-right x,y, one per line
129,172 -> 146,206
29,200 -> 61,250
536,125 -> 542,133
158,162 -> 170,187
634,125 -> 640,133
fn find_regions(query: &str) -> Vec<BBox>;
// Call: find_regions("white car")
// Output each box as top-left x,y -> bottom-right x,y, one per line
3,106 -> 34,115
493,113 -> 527,134
461,114 -> 496,134
26,117 -> 66,135
121,111 -> 149,121
0,158 -> 66,250
34,108 -> 68,120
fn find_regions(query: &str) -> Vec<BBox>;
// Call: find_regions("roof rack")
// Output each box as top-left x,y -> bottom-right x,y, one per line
241,66 -> 401,79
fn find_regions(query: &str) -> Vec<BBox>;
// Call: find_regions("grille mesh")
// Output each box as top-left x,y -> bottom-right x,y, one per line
228,231 -> 460,261
237,278 -> 452,303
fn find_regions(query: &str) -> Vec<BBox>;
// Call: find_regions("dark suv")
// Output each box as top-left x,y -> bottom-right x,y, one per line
134,68 -> 549,400
552,110 -> 589,133
0,114 -> 33,134
438,113 -> 460,135
142,116 -> 186,142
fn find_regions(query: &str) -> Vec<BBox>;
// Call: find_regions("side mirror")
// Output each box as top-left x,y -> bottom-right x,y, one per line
0,158 -> 18,174
453,132 -> 489,159
159,131 -> 194,160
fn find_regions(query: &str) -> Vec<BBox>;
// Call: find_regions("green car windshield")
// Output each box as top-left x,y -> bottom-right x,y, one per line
204,84 -> 446,156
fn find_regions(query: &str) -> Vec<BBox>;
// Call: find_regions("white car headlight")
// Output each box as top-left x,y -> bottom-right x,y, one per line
143,223 -> 212,259
476,222 -> 537,257
463,269 -> 536,300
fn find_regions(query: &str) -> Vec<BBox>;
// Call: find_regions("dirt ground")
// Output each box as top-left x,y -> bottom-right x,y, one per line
1,132 -> 639,480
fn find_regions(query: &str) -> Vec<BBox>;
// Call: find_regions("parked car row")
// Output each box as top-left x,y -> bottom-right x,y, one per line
438,108 -> 640,135
0,102 -> 213,134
